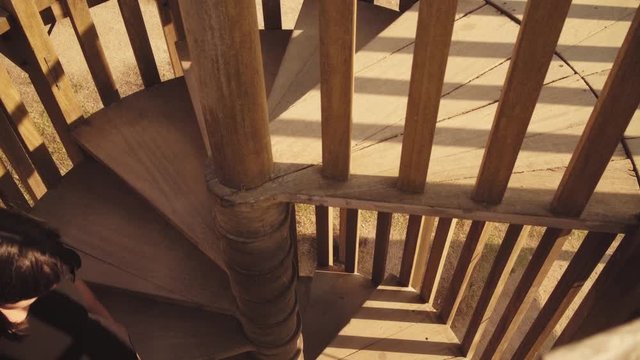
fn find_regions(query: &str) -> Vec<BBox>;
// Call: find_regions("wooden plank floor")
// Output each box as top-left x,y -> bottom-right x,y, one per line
31,159 -> 235,314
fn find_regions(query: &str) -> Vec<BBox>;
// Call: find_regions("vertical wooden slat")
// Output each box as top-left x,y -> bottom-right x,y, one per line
0,110 -> 46,201
345,208 -> 359,273
462,224 -> 529,357
552,8 -> 640,217
290,203 -> 299,274
64,0 -> 120,106
420,217 -> 457,303
167,0 -> 185,40
0,160 -> 30,210
372,211 -> 392,285
262,0 -> 282,30
555,231 -> 640,347
409,216 -> 435,291
479,228 -> 571,360
2,0 -> 84,164
440,220 -> 489,324
0,61 -> 60,186
513,231 -> 616,360
338,208 -> 347,263
118,0 -> 161,88
156,0 -> 184,77
473,0 -> 573,204
399,214 -> 423,285
319,0 -> 356,181
315,205 -> 333,267
397,0 -> 457,193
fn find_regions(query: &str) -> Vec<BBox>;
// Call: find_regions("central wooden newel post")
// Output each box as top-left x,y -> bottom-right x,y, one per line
179,1 -> 302,358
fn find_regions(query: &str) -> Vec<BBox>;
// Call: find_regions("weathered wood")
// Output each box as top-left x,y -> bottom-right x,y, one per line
555,230 -> 640,347
552,7 -> 640,217
440,220 -> 489,324
338,208 -> 347,262
372,211 -> 392,285
0,110 -> 46,201
262,0 -> 282,30
462,224 -> 529,357
420,218 -> 457,303
2,0 -> 84,164
399,214 -> 423,286
0,9 -> 9,35
0,159 -> 30,210
156,0 -> 183,77
117,0 -> 161,88
0,61 -> 60,187
64,0 -> 120,106
513,231 -> 616,360
319,0 -> 356,181
409,216 -> 435,291
345,208 -> 360,273
315,205 -> 333,267
397,0 -> 458,192
473,0 -> 573,204
479,228 -> 571,360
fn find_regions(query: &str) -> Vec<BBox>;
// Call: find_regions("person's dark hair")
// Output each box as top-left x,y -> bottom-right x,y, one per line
0,208 -> 81,336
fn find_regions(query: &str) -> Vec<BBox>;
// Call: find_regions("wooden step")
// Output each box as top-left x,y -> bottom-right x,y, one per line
90,284 -> 253,360
31,159 -> 236,314
267,0 -> 401,119
319,276 -> 461,360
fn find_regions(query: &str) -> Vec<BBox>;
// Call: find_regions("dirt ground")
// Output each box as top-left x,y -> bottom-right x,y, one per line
0,1 -> 618,358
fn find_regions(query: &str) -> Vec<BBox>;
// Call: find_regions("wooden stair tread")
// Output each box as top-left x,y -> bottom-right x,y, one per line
320,276 -> 461,360
31,159 -> 235,314
90,284 -> 253,360
71,78 -> 224,268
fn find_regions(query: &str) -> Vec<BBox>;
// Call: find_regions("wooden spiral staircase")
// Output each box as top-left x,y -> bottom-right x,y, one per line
1,0 -> 640,359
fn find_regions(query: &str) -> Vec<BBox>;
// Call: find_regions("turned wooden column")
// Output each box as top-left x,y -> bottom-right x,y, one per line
178,1 -> 302,358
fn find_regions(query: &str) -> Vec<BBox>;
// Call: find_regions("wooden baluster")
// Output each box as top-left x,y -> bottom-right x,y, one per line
118,0 -> 161,87
397,0 -> 457,192
462,224 -> 529,357
513,231 -> 616,360
319,0 -> 356,181
156,0 -> 184,77
64,0 -> 120,106
2,0 -> 84,164
440,221 -> 489,324
420,217 -> 457,303
399,214 -> 422,285
262,0 -> 282,30
473,0 -> 573,204
479,228 -> 571,360
345,208 -> 360,273
410,216 -> 435,292
338,208 -> 347,263
372,211 -> 392,285
0,159 -> 29,210
290,204 -> 299,275
0,61 -> 60,187
315,205 -> 333,267
552,7 -> 640,217
555,230 -> 640,347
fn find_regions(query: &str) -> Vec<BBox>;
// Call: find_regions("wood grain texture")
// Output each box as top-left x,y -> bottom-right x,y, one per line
461,224 -> 528,357
155,0 -> 183,77
30,159 -> 235,313
0,57 -> 61,187
181,0 -> 272,190
64,0 -> 120,106
399,214 -> 423,285
372,211 -> 392,285
397,0 -> 458,192
0,159 -> 30,210
513,231 -> 616,360
2,0 -> 84,164
345,208 -> 360,273
552,7 -> 640,217
409,216 -> 435,291
262,0 -> 282,30
315,205 -> 334,267
117,0 -> 160,87
420,218 -> 456,303
0,9 -> 9,35
439,220 -> 488,324
473,0 -> 572,204
479,227 -> 570,360
319,0 -> 356,181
